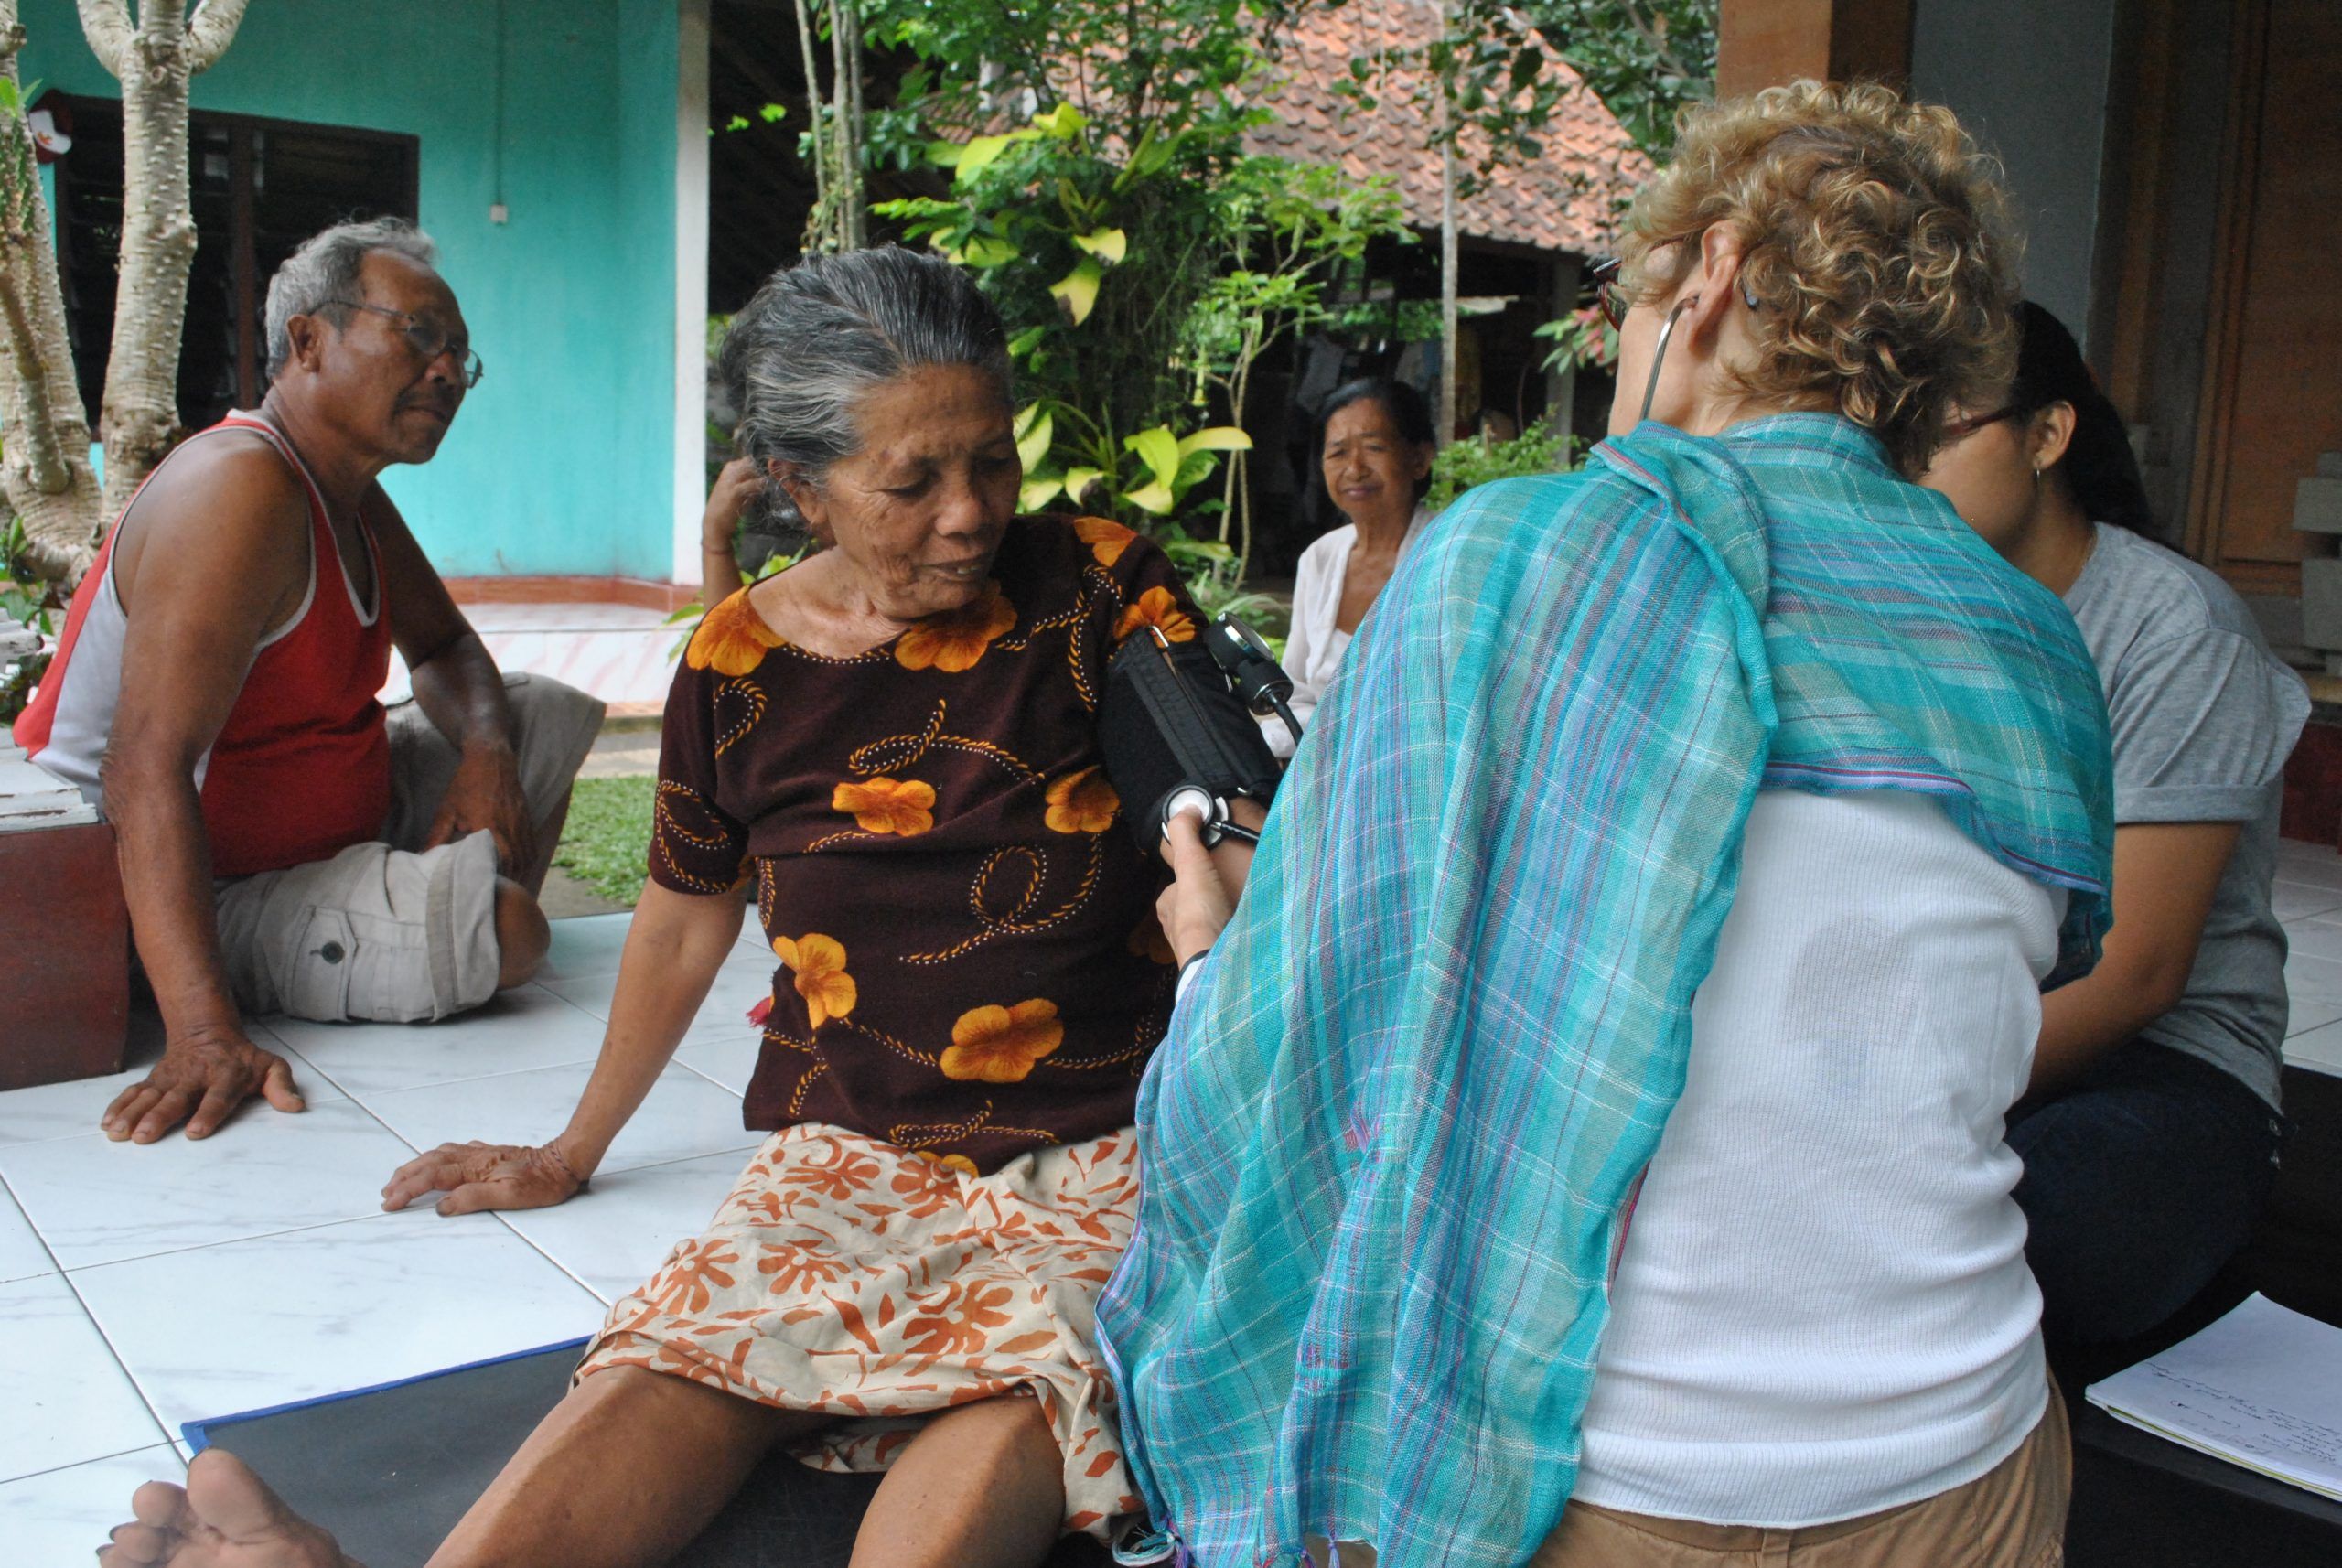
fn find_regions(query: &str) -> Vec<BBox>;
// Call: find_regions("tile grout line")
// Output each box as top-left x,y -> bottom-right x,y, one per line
22,1199 -> 181,1460
0,1163 -> 70,1283
0,1439 -> 183,1489
1,1165 -> 179,1472
488,1210 -> 619,1309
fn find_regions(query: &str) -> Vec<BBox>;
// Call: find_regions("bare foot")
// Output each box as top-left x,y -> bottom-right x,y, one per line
100,1448 -> 358,1567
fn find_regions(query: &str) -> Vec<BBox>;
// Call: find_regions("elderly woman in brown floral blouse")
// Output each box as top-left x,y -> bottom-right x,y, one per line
101,248 -> 1260,1568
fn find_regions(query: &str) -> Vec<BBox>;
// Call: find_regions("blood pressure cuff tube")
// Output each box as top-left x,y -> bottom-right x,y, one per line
1098,631 -> 1281,857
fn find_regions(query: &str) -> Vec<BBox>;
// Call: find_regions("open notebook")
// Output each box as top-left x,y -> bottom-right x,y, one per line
2085,1293 -> 2342,1503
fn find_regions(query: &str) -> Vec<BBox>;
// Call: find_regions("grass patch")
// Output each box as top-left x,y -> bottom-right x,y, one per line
553,775 -> 656,907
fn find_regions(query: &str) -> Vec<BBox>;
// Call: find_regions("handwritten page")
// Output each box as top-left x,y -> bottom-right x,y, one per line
2086,1293 -> 2342,1502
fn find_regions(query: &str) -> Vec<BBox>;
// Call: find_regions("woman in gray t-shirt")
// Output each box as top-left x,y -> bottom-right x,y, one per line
1921,303 -> 2303,1346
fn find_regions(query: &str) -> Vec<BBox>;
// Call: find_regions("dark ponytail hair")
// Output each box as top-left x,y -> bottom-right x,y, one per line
2010,301 -> 2155,534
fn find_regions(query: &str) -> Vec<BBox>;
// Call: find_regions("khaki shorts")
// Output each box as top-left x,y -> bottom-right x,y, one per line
1527,1384 -> 2070,1568
212,673 -> 604,1024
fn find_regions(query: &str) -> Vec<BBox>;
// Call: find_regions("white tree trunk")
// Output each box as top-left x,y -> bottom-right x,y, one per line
87,0 -> 253,521
1438,140 -> 1458,448
791,0 -> 829,249
0,5 -> 102,583
826,0 -> 864,250
1434,0 -> 1458,448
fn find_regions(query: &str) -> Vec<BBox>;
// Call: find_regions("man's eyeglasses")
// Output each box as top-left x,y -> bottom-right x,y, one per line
326,300 -> 484,388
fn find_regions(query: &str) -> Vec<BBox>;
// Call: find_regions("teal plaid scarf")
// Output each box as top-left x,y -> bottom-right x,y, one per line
1097,414 -> 2112,1568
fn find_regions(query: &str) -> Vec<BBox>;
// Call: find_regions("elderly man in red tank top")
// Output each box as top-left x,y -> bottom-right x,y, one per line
14,218 -> 604,1145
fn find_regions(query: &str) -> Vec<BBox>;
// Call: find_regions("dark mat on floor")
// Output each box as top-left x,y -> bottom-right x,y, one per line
185,1339 -> 1107,1568
2055,1064 -> 2342,1566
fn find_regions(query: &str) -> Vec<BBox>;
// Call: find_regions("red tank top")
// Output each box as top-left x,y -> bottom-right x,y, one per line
15,413 -> 393,876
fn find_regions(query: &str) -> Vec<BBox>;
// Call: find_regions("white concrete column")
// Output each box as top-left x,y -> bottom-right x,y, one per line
671,0 -> 713,585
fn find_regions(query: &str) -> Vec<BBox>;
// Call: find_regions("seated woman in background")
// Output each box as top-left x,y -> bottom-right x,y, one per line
102,246 -> 1253,1568
1921,300 -> 2304,1347
1264,379 -> 1438,755
1105,83 -> 2112,1568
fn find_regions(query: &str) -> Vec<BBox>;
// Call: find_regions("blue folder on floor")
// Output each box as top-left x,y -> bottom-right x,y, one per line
180,1336 -> 1104,1568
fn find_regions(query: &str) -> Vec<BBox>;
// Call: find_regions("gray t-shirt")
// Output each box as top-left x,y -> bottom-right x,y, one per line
2063,523 -> 2310,1108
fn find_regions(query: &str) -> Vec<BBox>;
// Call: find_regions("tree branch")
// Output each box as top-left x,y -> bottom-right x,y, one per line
75,0 -> 133,78
186,0 -> 254,74
0,250 -> 69,493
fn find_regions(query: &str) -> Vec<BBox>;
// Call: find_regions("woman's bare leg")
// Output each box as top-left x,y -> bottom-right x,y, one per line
426,1365 -> 824,1568
846,1393 -> 1067,1568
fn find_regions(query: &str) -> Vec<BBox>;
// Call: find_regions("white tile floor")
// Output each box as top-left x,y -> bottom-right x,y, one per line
384,602 -> 684,710
9,851 -> 2342,1559
0,908 -> 773,1563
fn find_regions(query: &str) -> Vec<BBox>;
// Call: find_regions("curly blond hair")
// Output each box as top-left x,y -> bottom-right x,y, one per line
1620,81 -> 2020,473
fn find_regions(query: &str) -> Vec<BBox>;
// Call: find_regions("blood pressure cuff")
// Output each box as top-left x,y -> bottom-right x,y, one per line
1099,629 -> 1281,857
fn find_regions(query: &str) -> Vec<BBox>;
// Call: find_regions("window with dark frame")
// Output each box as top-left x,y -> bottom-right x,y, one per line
48,94 -> 420,435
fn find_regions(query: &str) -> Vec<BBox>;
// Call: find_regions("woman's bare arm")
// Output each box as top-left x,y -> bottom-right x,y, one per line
381,879 -> 750,1213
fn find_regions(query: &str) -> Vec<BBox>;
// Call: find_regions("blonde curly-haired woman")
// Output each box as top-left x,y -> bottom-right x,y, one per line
1106,82 -> 2111,1568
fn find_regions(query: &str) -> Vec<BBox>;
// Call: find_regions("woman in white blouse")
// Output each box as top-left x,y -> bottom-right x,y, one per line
1265,379 -> 1437,756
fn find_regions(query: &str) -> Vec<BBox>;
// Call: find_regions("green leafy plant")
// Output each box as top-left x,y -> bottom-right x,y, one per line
551,776 -> 658,907
1535,300 -> 1617,373
1524,0 -> 1718,157
1,514 -> 59,724
1424,425 -> 1582,512
1174,157 -> 1412,575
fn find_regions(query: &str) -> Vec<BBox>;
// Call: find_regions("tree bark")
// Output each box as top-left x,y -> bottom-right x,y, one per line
826,0 -> 864,250
0,5 -> 103,583
92,0 -> 204,520
1435,0 -> 1458,448
1438,140 -> 1459,448
791,0 -> 830,250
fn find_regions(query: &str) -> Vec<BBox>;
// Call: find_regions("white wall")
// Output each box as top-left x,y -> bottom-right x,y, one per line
1911,0 -> 2120,353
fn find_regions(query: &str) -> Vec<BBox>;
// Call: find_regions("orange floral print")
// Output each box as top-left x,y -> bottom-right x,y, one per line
942,999 -> 1064,1083
652,1240 -> 739,1316
757,1241 -> 849,1295
1043,767 -> 1119,834
575,1126 -> 1142,1545
904,1279 -> 1017,1358
1074,515 -> 1136,567
774,932 -> 858,1028
833,776 -> 935,836
895,583 -> 1017,673
780,1137 -> 883,1200
686,591 -> 784,676
1112,585 -> 1196,644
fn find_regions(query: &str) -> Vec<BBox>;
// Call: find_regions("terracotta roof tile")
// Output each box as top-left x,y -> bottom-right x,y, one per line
1245,0 -> 1650,254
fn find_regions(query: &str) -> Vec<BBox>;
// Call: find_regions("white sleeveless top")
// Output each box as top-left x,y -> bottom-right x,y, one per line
1574,788 -> 2061,1526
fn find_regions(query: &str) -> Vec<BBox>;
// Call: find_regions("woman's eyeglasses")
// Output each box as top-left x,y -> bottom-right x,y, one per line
1588,252 -> 1765,331
1942,405 -> 2023,441
1589,255 -> 1628,331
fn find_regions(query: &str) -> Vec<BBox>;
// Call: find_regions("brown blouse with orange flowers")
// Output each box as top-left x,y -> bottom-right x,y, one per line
652,514 -> 1200,1173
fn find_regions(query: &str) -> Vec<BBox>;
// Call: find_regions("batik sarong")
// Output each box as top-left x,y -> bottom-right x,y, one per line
578,1123 -> 1145,1541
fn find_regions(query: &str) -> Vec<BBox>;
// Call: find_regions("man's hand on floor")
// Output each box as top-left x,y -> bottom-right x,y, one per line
101,1026 -> 306,1143
424,736 -> 537,877
381,1140 -> 584,1217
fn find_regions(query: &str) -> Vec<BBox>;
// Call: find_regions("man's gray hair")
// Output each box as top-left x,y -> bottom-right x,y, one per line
263,217 -> 440,379
720,245 -> 1011,489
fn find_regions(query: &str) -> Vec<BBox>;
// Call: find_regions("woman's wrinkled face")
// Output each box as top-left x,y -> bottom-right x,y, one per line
792,364 -> 1021,621
1321,398 -> 1432,527
1917,408 -> 2039,559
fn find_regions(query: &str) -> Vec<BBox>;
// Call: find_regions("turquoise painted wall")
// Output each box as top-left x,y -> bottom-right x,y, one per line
16,0 -> 683,579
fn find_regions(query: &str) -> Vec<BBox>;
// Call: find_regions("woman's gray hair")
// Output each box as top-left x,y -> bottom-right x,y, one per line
263,217 -> 440,379
721,245 -> 1012,489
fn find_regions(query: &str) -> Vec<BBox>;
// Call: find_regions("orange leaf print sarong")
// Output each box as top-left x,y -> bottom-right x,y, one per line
575,1123 -> 1145,1542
